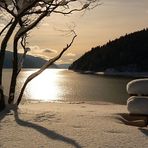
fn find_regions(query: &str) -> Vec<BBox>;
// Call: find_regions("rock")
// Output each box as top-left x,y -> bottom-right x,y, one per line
127,79 -> 148,95
127,96 -> 148,115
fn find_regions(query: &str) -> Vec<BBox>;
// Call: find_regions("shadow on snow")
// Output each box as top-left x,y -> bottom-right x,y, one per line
0,106 -> 81,148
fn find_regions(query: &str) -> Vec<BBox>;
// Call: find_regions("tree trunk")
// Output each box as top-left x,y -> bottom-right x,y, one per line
8,70 -> 18,104
8,38 -> 19,104
0,20 -> 18,110
0,88 -> 5,111
0,20 -> 18,85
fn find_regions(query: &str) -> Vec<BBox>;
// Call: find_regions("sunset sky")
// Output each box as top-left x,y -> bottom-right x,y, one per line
1,0 -> 148,64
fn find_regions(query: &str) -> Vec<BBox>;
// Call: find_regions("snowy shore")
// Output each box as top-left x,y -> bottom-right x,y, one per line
0,102 -> 148,148
96,72 -> 148,78
79,70 -> 148,78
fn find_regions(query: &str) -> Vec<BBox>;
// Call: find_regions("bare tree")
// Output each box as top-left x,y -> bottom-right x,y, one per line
0,0 -> 99,111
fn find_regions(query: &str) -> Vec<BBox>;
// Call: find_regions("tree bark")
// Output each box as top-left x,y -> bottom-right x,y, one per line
0,19 -> 18,109
0,19 -> 18,85
0,87 -> 5,111
8,37 -> 19,104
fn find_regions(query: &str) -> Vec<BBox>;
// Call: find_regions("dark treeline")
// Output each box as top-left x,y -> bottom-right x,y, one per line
69,28 -> 148,72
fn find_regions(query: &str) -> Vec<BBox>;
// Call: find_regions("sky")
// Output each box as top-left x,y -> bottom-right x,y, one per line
0,0 -> 148,64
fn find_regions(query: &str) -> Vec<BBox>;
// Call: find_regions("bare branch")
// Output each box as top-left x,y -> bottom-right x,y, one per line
0,1 -> 16,17
18,0 -> 40,16
17,32 -> 77,105
0,18 -> 13,36
15,3 -> 57,39
17,35 -> 30,75
53,1 -> 101,15
12,0 -> 19,11
54,7 -> 86,15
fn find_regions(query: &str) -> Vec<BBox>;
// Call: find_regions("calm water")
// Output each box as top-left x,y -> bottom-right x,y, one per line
3,69 -> 134,104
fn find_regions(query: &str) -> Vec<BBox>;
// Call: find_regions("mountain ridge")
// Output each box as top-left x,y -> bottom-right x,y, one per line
4,51 -> 57,68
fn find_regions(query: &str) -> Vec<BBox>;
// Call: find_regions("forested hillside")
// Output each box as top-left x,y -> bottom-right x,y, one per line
69,29 -> 148,72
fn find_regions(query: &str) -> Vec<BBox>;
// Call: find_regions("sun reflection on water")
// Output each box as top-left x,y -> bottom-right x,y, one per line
25,69 -> 62,102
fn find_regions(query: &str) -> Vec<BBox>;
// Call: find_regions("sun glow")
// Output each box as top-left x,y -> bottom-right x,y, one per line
25,69 -> 62,102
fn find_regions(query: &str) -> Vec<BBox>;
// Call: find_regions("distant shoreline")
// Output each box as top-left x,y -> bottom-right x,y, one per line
96,71 -> 148,78
70,70 -> 148,78
5,68 -> 148,79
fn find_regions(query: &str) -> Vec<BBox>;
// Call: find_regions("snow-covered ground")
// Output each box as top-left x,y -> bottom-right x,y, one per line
0,102 -> 148,148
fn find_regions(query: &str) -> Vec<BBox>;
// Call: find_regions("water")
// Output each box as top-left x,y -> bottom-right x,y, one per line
3,69 -> 134,104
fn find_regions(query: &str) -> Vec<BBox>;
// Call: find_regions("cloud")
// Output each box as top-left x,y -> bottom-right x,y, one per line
20,45 -> 74,63
43,49 -> 57,53
66,53 -> 76,57
29,46 -> 57,54
55,59 -> 63,64
69,59 -> 74,61
29,45 -> 40,51
25,45 -> 54,59
28,53 -> 49,60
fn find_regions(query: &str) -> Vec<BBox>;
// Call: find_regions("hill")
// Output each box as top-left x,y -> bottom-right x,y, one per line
57,64 -> 70,69
4,51 -> 57,68
69,28 -> 148,72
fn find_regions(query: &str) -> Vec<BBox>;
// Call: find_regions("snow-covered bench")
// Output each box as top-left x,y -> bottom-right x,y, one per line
127,79 -> 148,96
127,79 -> 148,115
